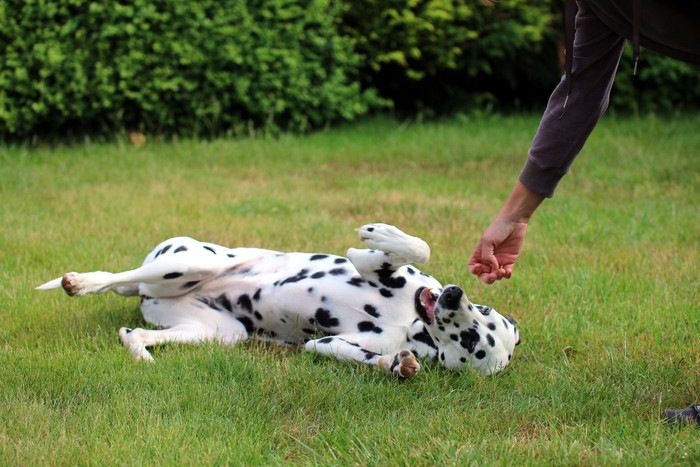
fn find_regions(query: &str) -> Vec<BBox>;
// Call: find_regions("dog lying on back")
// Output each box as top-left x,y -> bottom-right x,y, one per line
38,223 -> 520,377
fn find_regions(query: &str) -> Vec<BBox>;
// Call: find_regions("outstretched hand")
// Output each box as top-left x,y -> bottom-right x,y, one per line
468,182 -> 544,285
468,219 -> 528,284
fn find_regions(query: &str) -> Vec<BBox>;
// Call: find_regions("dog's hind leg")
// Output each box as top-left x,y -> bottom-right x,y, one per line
120,297 -> 249,361
37,237 -> 234,298
304,336 -> 420,378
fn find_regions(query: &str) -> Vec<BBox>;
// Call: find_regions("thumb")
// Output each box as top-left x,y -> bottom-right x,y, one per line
480,241 -> 500,272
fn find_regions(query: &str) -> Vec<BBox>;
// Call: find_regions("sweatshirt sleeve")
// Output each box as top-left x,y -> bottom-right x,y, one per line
519,0 -> 627,198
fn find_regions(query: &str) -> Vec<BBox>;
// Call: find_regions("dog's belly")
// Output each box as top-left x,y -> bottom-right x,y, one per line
191,251 -> 435,344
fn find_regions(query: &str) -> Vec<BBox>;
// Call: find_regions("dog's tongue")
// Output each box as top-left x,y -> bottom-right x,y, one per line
420,288 -> 436,324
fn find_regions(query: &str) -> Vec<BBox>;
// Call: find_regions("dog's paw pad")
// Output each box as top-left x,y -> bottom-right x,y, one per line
61,272 -> 86,296
394,349 -> 420,378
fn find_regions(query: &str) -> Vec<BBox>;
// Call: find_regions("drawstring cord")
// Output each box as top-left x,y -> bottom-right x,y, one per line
632,0 -> 641,75
563,0 -> 577,112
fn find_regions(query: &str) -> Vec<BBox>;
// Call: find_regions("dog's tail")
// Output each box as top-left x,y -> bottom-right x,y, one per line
36,277 -> 63,291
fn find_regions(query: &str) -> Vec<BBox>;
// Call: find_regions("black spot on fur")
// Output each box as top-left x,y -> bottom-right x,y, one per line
368,281 -> 378,288
410,328 -> 437,350
310,254 -> 328,261
389,354 -> 400,372
181,280 -> 200,289
334,258 -> 348,264
254,311 -> 263,321
163,272 -> 183,280
203,245 -> 216,254
155,244 -> 172,258
440,352 -> 445,361
328,268 -> 346,276
318,337 -> 334,344
367,227 -> 375,232
280,268 -> 310,285
302,328 -> 315,335
216,294 -> 232,312
364,304 -> 380,318
237,317 -> 255,334
227,253 -> 236,258
357,321 -> 383,333
173,245 -> 188,253
311,271 -> 326,279
315,308 -> 339,327
375,263 -> 407,289
474,350 -> 486,359
460,329 -> 480,353
364,352 -> 377,360
488,323 -> 496,331
380,288 -> 393,298
502,318 -> 509,328
476,305 -> 492,316
460,357 -> 467,363
237,294 -> 253,313
253,289 -> 261,301
487,334 -> 495,347
197,297 -> 220,310
347,277 -> 365,287
407,267 -> 416,275
450,334 -> 458,341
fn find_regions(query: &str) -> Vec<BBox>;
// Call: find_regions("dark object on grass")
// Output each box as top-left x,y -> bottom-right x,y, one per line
665,405 -> 700,427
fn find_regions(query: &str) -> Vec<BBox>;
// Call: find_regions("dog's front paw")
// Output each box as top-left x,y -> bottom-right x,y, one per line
356,224 -> 405,250
382,349 -> 420,379
356,224 -> 429,265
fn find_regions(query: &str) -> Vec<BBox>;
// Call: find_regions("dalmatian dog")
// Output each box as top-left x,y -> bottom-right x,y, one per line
37,223 -> 520,377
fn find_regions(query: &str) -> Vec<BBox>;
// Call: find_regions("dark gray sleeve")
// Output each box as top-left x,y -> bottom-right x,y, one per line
519,0 -> 627,198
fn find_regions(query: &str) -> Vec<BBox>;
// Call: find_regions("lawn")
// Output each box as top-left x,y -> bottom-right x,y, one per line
1,114 -> 698,464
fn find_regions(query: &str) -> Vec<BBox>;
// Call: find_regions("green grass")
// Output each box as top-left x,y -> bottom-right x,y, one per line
1,114 -> 698,464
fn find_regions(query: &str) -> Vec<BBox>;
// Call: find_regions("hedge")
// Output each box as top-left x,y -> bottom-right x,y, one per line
1,0 -> 698,139
0,0 -> 383,138
341,0 -> 562,114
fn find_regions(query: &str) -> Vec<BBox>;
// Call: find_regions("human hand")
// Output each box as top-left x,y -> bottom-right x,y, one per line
468,218 -> 528,284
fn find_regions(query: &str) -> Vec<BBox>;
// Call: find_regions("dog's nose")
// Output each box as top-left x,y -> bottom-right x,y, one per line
439,285 -> 463,310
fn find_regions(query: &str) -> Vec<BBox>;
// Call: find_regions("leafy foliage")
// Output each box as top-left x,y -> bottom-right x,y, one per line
0,0 -> 383,138
0,0 -> 698,139
341,0 -> 562,114
612,47 -> 700,113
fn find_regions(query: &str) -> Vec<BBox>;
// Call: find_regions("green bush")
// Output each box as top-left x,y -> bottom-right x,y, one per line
341,0 -> 700,115
611,47 -> 700,113
341,0 -> 562,114
0,0 -> 384,138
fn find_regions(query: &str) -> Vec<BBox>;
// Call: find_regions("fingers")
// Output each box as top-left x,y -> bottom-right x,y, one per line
473,263 -> 512,284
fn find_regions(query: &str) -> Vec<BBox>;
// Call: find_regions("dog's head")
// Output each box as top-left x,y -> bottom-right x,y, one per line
414,285 -> 520,375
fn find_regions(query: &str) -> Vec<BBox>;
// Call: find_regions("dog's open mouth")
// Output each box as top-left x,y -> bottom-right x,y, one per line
414,287 -> 437,325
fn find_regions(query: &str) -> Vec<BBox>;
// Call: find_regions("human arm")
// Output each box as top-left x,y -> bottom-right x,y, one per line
468,182 -> 544,284
468,1 -> 627,284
